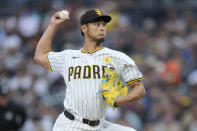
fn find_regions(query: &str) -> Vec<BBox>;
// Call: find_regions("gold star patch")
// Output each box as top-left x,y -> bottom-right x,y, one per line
95,9 -> 102,16
104,56 -> 111,64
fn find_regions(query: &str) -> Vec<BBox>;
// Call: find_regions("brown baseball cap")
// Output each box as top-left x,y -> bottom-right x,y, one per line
80,9 -> 111,25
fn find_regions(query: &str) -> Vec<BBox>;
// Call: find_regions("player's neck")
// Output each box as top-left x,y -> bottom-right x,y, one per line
83,40 -> 103,53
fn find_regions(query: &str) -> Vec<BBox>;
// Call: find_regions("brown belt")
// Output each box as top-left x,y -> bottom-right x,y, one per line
64,110 -> 100,127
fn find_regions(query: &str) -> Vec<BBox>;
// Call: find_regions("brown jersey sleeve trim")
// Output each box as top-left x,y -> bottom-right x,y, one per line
126,77 -> 144,85
47,52 -> 52,72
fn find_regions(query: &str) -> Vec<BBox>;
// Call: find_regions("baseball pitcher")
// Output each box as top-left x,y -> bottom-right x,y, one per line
34,9 -> 146,131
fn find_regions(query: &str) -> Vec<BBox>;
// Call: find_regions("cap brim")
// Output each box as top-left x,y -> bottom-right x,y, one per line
81,14 -> 112,25
94,15 -> 111,23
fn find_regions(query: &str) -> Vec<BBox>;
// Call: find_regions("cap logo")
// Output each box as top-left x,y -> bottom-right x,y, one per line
95,9 -> 102,16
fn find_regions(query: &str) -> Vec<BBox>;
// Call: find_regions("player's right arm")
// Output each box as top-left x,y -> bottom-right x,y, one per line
34,12 -> 69,69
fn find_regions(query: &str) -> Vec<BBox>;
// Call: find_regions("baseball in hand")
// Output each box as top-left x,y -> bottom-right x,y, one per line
58,10 -> 69,19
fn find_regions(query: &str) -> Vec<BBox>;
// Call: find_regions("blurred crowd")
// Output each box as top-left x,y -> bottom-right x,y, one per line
1,0 -> 197,131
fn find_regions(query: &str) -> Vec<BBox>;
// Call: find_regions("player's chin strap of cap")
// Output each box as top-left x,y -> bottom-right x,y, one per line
64,110 -> 100,126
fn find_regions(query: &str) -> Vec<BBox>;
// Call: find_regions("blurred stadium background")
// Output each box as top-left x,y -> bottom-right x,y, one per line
1,0 -> 197,131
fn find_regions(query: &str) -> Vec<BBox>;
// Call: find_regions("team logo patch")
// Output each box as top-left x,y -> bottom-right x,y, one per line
104,56 -> 111,64
95,9 -> 102,16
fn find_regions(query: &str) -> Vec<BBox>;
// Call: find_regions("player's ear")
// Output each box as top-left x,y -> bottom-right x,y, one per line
81,24 -> 87,34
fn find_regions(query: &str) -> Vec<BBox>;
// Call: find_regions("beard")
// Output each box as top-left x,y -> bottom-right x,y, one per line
88,35 -> 105,44
87,31 -> 106,44
95,37 -> 105,43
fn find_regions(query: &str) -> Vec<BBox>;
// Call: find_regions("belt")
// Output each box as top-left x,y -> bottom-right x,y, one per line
64,110 -> 100,127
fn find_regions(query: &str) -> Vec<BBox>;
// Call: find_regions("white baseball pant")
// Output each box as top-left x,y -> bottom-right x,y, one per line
52,112 -> 136,131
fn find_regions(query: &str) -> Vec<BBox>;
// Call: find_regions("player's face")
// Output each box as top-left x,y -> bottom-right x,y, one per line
86,20 -> 107,43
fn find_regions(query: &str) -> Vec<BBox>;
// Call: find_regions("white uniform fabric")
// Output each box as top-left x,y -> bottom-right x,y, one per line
53,112 -> 136,131
48,47 -> 143,131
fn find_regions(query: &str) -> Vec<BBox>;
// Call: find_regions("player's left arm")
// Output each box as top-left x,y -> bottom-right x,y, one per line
115,81 -> 146,106
113,52 -> 146,106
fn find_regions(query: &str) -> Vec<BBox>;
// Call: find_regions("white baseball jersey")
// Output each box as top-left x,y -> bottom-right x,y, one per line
47,47 -> 143,130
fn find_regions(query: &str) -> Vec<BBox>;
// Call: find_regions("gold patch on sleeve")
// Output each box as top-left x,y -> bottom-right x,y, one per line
104,56 -> 111,64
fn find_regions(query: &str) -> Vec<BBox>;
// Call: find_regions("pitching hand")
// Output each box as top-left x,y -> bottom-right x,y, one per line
49,12 -> 69,28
